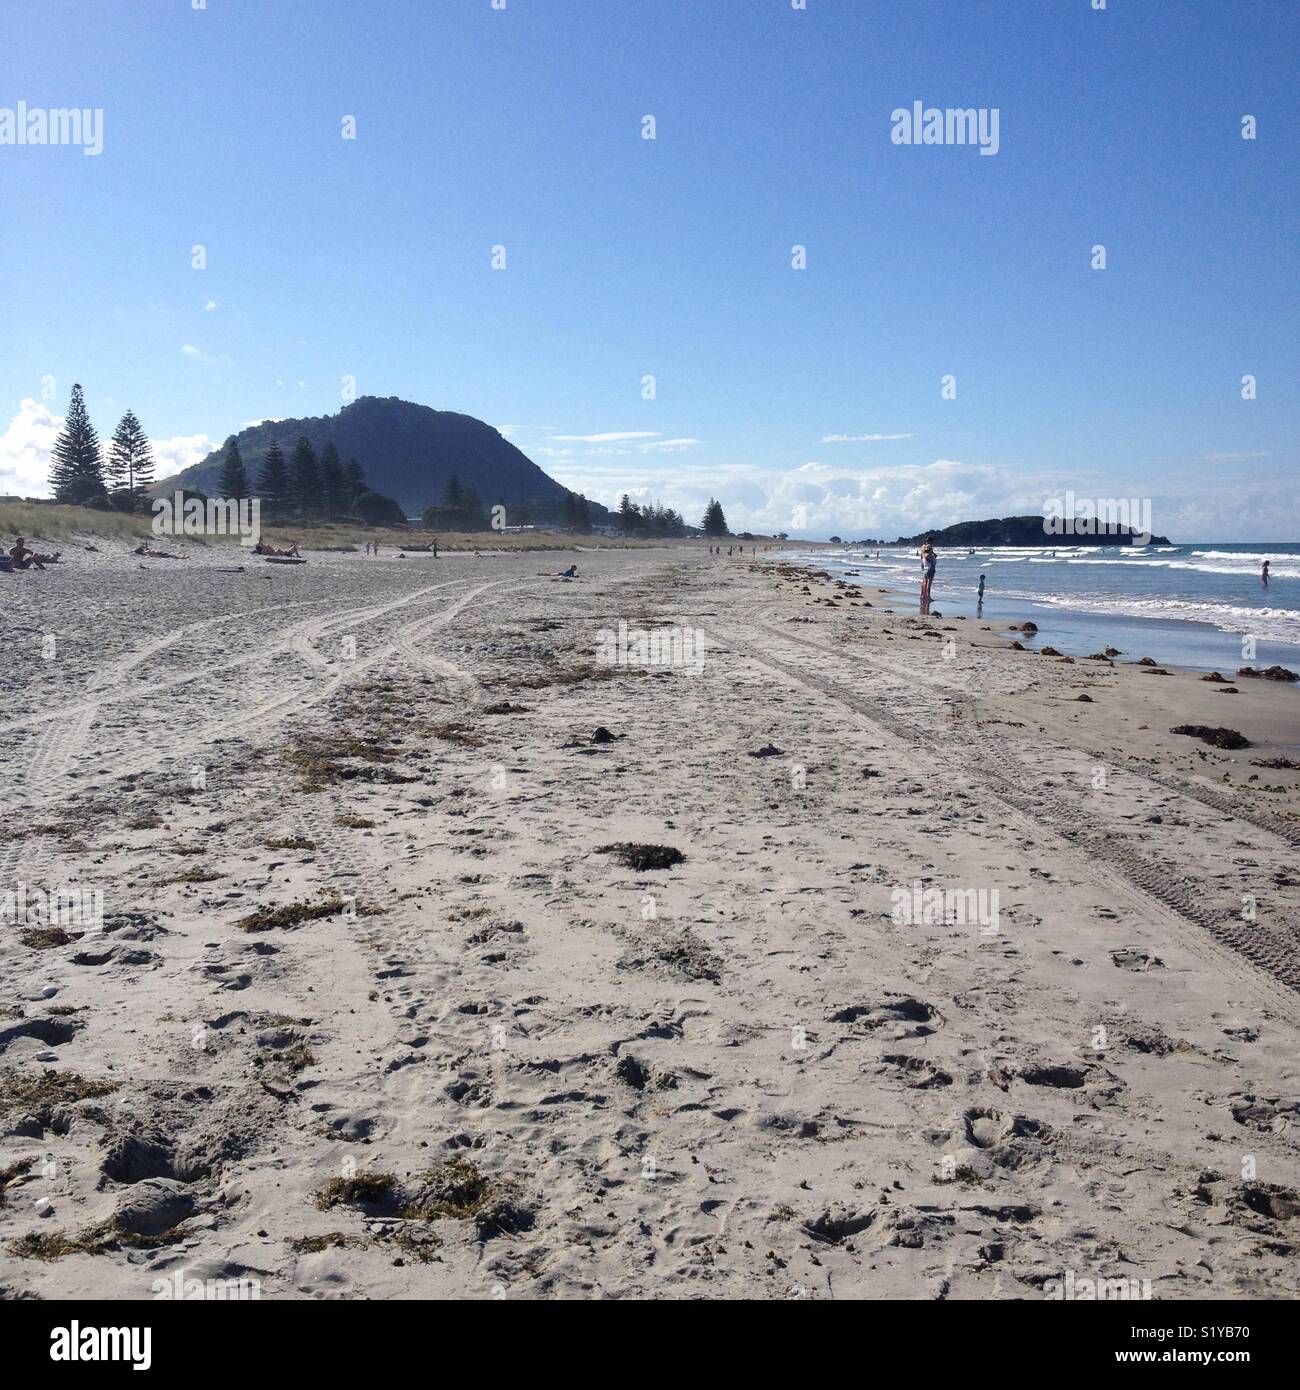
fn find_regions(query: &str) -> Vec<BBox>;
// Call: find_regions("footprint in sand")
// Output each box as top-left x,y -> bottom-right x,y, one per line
1110,947 -> 1164,971
828,996 -> 943,1038
878,1053 -> 953,1089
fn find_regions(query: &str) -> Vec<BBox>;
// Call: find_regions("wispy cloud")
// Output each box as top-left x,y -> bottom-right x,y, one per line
179,342 -> 230,365
639,437 -> 699,452
549,430 -> 661,443
820,432 -> 914,443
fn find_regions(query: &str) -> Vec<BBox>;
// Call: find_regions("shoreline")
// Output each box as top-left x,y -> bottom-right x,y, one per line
874,578 -> 1299,692
784,551 -> 1300,685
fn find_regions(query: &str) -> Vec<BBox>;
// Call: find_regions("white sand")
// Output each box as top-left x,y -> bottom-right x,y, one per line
1,542 -> 1298,1299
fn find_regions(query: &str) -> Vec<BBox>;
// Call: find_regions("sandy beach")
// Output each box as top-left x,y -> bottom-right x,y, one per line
2,543 -> 1298,1300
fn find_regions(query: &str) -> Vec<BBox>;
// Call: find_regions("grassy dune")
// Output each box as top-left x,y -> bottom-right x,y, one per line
0,503 -> 156,544
0,502 -> 750,553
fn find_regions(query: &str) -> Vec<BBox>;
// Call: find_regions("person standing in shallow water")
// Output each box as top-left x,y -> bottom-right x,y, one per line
1261,559 -> 1270,587
977,572 -> 986,614
918,539 -> 936,614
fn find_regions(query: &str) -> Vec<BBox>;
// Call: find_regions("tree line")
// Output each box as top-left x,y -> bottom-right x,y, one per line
616,494 -> 728,538
421,475 -> 597,533
223,435 -> 401,524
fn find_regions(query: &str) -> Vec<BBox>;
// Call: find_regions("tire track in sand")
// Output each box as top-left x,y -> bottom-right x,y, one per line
707,618 -> 1300,1012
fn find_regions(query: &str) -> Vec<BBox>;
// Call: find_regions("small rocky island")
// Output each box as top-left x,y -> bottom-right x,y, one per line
859,515 -> 1170,547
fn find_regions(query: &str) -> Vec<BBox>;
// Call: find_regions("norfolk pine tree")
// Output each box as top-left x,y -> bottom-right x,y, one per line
50,383 -> 108,504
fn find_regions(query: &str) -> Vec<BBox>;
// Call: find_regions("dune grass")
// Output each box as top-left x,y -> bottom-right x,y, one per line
2,501 -> 778,553
0,502 -> 155,544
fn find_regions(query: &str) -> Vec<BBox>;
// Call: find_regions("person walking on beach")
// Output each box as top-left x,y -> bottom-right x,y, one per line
918,539 -> 936,614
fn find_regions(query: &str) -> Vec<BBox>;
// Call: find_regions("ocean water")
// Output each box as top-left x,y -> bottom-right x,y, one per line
784,542 -> 1300,678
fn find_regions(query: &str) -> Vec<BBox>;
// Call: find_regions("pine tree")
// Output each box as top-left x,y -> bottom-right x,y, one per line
576,495 -> 592,533
444,475 -> 465,509
618,494 -> 640,533
112,410 -> 155,498
290,437 -> 319,518
463,484 -> 485,525
257,439 -> 292,518
342,457 -> 366,505
217,438 -> 249,498
702,498 -> 728,537
50,383 -> 107,504
318,441 -> 344,517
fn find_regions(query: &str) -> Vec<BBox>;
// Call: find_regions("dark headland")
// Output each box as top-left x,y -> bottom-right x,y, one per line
857,515 -> 1170,547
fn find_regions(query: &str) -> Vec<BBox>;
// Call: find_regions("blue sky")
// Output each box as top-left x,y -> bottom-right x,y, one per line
1,0 -> 1295,538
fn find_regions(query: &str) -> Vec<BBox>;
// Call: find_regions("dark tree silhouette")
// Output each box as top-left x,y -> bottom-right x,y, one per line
318,441 -> 344,517
290,437 -> 319,518
105,408 -> 154,505
257,439 -> 292,518
50,383 -> 107,504
217,437 -> 250,497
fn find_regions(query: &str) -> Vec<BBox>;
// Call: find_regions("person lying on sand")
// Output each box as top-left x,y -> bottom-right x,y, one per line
251,541 -> 300,557
132,543 -> 184,559
9,537 -> 60,570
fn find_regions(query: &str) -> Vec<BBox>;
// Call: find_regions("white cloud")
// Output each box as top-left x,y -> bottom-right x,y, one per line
204,299 -> 218,312
821,432 -> 914,443
180,342 -> 231,365
549,430 -> 661,443
0,397 -> 62,496
639,437 -> 699,452
151,433 -> 215,480
547,456 -> 1043,537
542,448 -> 1291,539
